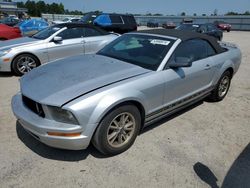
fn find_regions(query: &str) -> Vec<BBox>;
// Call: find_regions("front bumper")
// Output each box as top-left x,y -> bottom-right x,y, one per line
0,57 -> 11,72
12,93 -> 95,150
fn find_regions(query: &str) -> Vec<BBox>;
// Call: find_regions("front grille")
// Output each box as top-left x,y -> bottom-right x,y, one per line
22,95 -> 45,118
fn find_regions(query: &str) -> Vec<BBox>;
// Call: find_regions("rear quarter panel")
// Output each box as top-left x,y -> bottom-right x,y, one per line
210,46 -> 241,85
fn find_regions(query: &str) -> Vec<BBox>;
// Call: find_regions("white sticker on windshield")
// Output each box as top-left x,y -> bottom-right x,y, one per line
193,25 -> 199,27
150,39 -> 170,46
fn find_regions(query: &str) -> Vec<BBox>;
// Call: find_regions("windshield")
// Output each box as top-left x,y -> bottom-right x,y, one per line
32,26 -> 63,40
97,34 -> 175,71
176,24 -> 199,31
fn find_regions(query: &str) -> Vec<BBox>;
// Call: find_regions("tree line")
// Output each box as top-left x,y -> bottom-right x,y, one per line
16,0 -> 84,17
14,0 -> 250,17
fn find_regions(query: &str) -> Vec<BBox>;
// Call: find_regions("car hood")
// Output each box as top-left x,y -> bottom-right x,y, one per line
21,54 -> 151,106
0,37 -> 40,51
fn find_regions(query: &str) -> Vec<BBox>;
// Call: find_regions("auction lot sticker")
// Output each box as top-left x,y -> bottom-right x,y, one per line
150,39 -> 170,46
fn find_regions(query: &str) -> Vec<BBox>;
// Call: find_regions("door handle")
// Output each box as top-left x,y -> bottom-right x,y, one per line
204,64 -> 211,70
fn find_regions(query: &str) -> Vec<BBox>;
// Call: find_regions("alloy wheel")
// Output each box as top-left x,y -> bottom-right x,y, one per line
107,112 -> 136,148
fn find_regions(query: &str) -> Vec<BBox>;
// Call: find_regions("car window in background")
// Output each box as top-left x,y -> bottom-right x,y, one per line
84,27 -> 102,37
32,26 -> 62,40
71,19 -> 80,22
122,15 -> 136,25
98,34 -> 174,70
176,24 -> 199,31
207,24 -> 217,31
110,15 -> 123,24
57,27 -> 85,39
81,13 -> 97,23
199,25 -> 207,32
62,18 -> 69,22
15,20 -> 25,27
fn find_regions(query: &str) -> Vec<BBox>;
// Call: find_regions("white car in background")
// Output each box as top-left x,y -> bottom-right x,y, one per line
52,17 -> 81,24
0,23 -> 119,75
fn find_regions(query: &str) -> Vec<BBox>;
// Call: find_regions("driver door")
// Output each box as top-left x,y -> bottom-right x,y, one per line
162,39 -> 217,108
47,27 -> 84,62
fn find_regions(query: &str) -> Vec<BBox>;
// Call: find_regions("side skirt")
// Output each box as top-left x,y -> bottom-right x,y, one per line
144,92 -> 211,127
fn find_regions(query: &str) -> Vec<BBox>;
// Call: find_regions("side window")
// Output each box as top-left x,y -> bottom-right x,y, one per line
84,28 -> 102,37
57,27 -> 84,40
169,39 -> 215,64
205,41 -> 216,56
110,15 -> 123,24
122,15 -> 136,24
199,25 -> 207,33
207,24 -> 216,31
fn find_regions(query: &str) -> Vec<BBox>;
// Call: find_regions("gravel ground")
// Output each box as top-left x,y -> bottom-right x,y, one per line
0,30 -> 249,188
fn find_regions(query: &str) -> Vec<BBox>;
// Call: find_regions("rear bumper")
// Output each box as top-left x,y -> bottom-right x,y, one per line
12,93 -> 94,150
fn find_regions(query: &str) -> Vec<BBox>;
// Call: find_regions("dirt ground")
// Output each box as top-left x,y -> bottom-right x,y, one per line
0,30 -> 249,188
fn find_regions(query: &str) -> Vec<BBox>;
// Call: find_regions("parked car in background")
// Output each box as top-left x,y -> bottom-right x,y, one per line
17,18 -> 49,36
176,23 -> 223,41
0,23 -> 119,75
52,17 -> 81,24
214,21 -> 232,32
0,17 -> 19,27
162,21 -> 176,29
0,24 -> 21,40
147,21 -> 159,28
81,13 -> 137,34
12,29 -> 241,155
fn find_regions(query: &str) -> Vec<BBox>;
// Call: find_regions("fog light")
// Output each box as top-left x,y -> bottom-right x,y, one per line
47,132 -> 81,137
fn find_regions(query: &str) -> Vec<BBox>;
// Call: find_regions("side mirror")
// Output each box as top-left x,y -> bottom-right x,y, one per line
169,57 -> 193,68
53,36 -> 63,43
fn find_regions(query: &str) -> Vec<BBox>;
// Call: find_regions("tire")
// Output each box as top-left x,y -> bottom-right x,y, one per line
12,54 -> 40,76
208,71 -> 232,102
92,105 -> 141,155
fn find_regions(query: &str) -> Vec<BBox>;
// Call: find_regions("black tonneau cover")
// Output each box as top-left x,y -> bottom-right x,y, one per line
135,29 -> 225,54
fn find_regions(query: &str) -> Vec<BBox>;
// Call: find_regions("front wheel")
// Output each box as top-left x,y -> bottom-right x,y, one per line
12,54 -> 40,76
207,71 -> 232,102
92,105 -> 141,155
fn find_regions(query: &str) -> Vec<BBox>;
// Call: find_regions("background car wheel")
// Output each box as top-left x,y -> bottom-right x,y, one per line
92,104 -> 141,155
12,54 -> 40,76
208,71 -> 232,102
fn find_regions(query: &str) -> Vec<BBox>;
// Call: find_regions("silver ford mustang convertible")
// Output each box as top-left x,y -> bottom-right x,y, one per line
0,23 -> 118,75
12,29 -> 241,155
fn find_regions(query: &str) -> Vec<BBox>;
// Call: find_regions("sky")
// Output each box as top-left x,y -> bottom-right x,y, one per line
16,0 -> 250,15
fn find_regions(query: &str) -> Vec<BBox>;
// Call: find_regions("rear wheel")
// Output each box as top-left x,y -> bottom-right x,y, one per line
12,54 -> 40,76
92,105 -> 141,155
208,71 -> 232,102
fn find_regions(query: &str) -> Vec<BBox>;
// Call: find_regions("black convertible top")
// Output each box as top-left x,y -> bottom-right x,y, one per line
135,29 -> 225,53
54,23 -> 109,35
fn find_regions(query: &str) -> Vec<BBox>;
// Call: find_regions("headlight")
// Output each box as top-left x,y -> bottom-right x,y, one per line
0,49 -> 11,57
48,106 -> 79,125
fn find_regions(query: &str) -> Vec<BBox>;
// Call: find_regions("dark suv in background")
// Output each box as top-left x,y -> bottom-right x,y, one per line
81,12 -> 137,34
